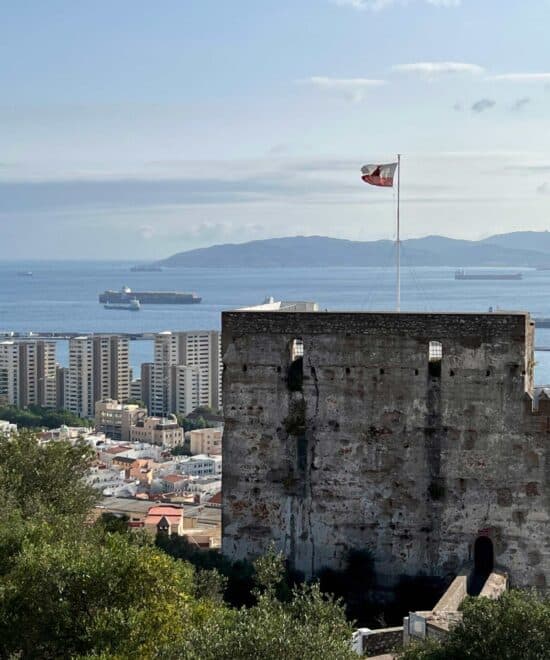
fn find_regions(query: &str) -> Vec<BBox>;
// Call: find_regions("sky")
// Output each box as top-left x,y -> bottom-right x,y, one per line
1,0 -> 550,259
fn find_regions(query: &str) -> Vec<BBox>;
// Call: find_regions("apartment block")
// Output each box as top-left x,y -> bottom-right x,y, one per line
67,335 -> 130,418
189,427 -> 222,455
130,414 -> 184,448
0,339 -> 56,408
149,331 -> 221,416
95,398 -> 146,442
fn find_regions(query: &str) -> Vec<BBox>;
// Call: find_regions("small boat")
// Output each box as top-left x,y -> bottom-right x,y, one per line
17,271 -> 33,277
454,269 -> 523,281
104,298 -> 141,311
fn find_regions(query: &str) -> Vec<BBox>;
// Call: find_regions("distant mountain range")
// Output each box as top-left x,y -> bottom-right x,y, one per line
156,231 -> 550,268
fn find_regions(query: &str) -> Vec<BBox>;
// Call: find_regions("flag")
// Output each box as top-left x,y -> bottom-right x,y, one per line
361,162 -> 398,187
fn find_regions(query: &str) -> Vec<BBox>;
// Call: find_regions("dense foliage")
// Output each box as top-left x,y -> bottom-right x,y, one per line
0,404 -> 92,429
0,430 -> 357,659
400,590 -> 550,660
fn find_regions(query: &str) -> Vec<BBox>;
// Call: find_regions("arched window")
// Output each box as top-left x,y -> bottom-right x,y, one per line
428,341 -> 442,378
287,338 -> 304,391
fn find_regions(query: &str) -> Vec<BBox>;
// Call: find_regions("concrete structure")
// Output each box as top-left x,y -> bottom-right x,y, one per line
189,427 -> 222,455
150,330 -> 221,416
222,307 -> 550,591
0,339 -> 56,408
67,335 -> 130,418
0,341 -> 19,406
95,398 -> 146,442
130,414 -> 184,448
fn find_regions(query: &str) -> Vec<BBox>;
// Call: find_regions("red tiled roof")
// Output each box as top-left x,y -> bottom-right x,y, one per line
162,474 -> 184,483
105,445 -> 131,455
208,491 -> 222,504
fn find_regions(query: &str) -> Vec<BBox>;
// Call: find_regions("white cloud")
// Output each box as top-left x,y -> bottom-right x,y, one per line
489,73 -> 550,82
392,61 -> 484,77
302,76 -> 387,102
333,0 -> 460,10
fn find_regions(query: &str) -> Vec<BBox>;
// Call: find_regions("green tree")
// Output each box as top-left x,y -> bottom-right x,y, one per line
400,590 -> 550,660
0,429 -> 98,519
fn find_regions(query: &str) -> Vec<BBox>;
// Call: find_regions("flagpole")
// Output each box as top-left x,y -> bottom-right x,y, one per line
396,153 -> 401,312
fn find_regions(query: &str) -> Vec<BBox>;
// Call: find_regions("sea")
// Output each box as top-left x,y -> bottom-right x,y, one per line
2,260 -> 550,385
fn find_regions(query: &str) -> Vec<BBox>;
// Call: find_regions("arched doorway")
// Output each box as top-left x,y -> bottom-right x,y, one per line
474,536 -> 494,576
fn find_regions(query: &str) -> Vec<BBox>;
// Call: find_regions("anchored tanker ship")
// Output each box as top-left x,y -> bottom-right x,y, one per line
99,286 -> 201,305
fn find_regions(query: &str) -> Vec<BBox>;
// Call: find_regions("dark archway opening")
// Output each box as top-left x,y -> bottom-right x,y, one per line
470,536 -> 494,595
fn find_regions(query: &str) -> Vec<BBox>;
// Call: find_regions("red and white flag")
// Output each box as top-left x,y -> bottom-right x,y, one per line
361,162 -> 398,187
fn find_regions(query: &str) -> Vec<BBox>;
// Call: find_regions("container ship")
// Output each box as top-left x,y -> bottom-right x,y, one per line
99,286 -> 201,305
454,269 -> 523,281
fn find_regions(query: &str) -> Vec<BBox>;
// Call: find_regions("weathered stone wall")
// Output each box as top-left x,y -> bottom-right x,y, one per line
222,311 -> 548,588
362,626 -> 403,656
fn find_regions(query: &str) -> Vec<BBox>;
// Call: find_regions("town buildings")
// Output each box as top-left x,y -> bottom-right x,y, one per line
222,303 -> 549,591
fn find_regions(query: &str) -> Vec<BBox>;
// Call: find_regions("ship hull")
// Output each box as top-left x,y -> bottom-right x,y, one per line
99,290 -> 201,304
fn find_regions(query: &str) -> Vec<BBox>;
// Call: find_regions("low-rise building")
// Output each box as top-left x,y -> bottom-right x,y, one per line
0,420 -> 17,437
95,399 -> 146,442
130,414 -> 183,448
176,454 -> 222,477
143,504 -> 196,536
189,427 -> 222,455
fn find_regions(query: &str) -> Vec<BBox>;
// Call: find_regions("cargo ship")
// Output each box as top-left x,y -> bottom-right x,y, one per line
99,286 -> 201,305
454,269 -> 523,281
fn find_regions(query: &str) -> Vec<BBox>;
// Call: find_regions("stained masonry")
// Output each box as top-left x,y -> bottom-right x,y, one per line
222,310 -> 550,589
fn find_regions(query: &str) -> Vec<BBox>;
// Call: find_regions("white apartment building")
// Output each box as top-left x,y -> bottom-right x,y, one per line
176,454 -> 222,477
67,337 -> 94,418
189,427 -> 222,455
170,364 -> 201,417
0,339 -> 56,408
67,335 -> 130,418
149,330 -> 221,416
18,340 -> 57,408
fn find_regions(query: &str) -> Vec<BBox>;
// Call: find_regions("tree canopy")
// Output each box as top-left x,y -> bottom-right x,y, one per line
0,430 -> 357,659
0,404 -> 92,429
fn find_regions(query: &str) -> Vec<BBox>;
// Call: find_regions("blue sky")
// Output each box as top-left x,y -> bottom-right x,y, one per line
1,0 -> 550,258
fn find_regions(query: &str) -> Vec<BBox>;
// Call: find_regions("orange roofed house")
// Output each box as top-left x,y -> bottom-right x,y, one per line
144,505 -> 197,536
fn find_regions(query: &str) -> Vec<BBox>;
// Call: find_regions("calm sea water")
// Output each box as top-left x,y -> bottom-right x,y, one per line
2,261 -> 550,384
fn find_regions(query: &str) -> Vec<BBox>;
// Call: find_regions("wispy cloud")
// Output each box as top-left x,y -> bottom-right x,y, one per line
537,182 -> 550,196
333,0 -> 460,10
301,76 -> 386,102
511,97 -> 531,111
471,98 -> 496,113
489,73 -> 550,82
392,61 -> 484,77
